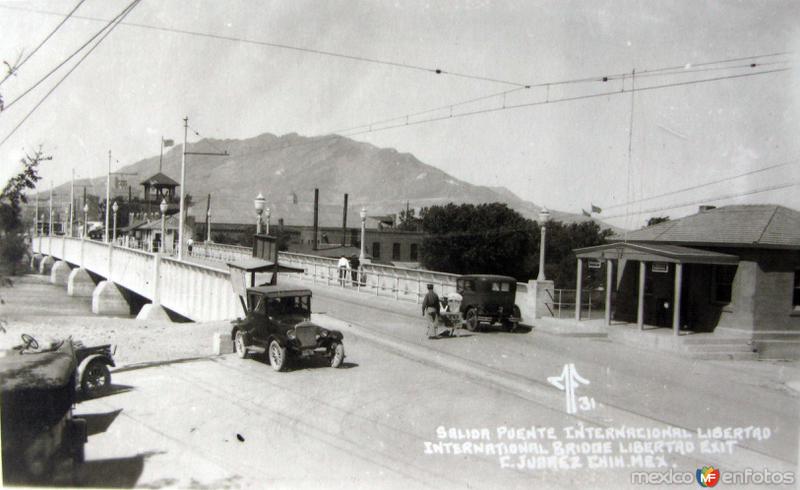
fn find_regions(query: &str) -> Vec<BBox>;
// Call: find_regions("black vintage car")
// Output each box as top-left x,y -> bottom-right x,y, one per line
1,335 -> 87,485
230,285 -> 345,371
456,274 -> 522,331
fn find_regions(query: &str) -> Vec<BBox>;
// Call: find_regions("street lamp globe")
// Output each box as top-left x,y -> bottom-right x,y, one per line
112,201 -> 119,213
159,198 -> 168,215
538,207 -> 551,224
254,193 -> 265,214
360,207 -> 367,221
82,204 -> 88,214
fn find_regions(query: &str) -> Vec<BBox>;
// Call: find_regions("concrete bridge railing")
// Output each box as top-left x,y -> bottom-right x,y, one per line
32,236 -> 242,322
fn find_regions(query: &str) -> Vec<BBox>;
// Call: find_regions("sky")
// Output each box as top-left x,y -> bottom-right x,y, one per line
1,0 -> 799,229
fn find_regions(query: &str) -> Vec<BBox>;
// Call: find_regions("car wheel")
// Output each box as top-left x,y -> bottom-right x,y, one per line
269,340 -> 287,372
465,308 -> 479,332
330,342 -> 345,368
81,359 -> 111,396
234,330 -> 249,359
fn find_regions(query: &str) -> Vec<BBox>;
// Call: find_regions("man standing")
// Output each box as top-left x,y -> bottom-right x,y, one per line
421,284 -> 440,339
337,255 -> 350,286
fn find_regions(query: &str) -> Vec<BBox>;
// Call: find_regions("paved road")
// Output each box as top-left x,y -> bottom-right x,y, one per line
3,273 -> 799,489
284,276 -> 800,466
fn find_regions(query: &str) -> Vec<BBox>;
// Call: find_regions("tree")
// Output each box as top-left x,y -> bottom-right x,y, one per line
646,216 -> 670,227
419,203 -> 537,280
1,149 -> 46,272
541,220 -> 614,289
397,206 -> 428,231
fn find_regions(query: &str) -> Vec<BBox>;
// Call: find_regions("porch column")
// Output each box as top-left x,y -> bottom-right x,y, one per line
637,261 -> 646,330
673,262 -> 683,335
574,258 -> 583,322
604,259 -> 614,326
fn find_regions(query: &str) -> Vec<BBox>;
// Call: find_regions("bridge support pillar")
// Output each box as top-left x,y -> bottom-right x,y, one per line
92,280 -> 130,316
31,253 -> 43,270
50,260 -> 71,286
39,255 -> 55,275
68,268 -> 95,297
136,302 -> 171,321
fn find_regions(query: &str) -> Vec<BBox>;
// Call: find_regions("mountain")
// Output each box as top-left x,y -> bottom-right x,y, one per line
44,132 -> 617,230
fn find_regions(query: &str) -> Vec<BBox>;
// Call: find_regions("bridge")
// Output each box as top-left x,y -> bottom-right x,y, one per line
30,236 -> 548,323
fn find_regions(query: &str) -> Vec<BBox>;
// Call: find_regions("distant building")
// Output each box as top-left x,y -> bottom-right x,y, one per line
286,192 -> 298,204
575,204 -> 800,358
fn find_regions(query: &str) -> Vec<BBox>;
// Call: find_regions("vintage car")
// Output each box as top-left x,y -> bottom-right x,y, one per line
230,285 -> 345,371
1,334 -> 87,485
456,274 -> 522,331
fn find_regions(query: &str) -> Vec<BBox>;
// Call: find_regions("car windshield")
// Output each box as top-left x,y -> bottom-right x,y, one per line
266,296 -> 310,316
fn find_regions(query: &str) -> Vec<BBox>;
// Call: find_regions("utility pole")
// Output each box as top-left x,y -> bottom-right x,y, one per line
48,181 -> 53,237
105,150 -> 111,243
69,169 -> 74,237
205,193 -> 211,242
178,116 -> 227,260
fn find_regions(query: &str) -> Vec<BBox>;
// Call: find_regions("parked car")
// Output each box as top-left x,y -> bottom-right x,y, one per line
455,274 -> 522,331
74,341 -> 116,397
1,334 -> 87,485
230,285 -> 345,371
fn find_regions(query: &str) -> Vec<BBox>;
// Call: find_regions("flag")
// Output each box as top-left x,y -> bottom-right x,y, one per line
581,209 -> 591,217
162,138 -> 174,147
591,204 -> 602,214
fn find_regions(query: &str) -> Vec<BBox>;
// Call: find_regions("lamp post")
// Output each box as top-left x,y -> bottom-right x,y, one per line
160,199 -> 168,254
359,207 -> 367,263
265,207 -> 271,236
112,201 -> 119,243
254,193 -> 265,234
537,207 -> 551,281
48,182 -> 53,237
206,208 -> 212,242
63,205 -> 69,236
82,204 -> 88,238
40,213 -> 45,236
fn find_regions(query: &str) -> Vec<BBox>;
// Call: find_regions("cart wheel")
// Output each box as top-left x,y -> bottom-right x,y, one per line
81,359 -> 111,395
465,308 -> 479,332
330,342 -> 345,368
234,330 -> 249,359
269,340 -> 287,372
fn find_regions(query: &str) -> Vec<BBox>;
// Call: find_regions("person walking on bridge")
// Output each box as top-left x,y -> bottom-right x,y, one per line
422,284 -> 440,339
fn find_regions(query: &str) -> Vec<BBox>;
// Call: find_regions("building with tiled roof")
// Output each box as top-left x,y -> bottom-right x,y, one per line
574,204 -> 800,359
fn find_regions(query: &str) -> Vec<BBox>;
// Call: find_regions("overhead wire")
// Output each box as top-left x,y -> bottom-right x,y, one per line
600,156 -> 800,212
0,0 -> 141,149
0,3 -> 528,88
1,1 -> 131,113
0,0 -> 86,87
600,180 -> 800,220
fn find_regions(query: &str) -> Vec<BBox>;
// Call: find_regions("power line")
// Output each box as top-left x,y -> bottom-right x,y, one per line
0,0 -> 141,149
601,180 -> 800,220
1,1 -> 128,113
340,67 -> 792,137
0,0 -> 86,87
601,156 -> 800,212
0,4 -> 529,88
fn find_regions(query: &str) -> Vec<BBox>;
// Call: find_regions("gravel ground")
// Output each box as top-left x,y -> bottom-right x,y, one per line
0,273 -> 229,366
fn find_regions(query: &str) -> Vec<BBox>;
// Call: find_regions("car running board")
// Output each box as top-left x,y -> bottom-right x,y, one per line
246,346 -> 267,354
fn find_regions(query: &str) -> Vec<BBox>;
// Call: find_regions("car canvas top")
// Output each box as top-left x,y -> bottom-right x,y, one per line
247,284 -> 312,298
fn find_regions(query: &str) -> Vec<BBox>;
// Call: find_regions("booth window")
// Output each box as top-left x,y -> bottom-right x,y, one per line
793,270 -> 800,310
392,243 -> 401,260
711,265 -> 736,304
372,242 -> 381,259
410,244 -> 418,261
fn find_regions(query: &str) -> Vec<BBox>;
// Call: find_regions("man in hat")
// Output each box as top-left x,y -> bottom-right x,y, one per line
421,284 -> 440,339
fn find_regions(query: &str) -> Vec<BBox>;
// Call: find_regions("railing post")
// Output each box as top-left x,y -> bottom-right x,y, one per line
152,253 -> 161,302
313,263 -> 317,284
107,243 -> 113,282
376,273 -> 380,296
416,279 -> 420,304
394,276 -> 399,300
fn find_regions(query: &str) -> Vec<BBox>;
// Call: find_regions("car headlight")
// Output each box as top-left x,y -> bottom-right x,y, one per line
287,330 -> 296,340
320,329 -> 329,337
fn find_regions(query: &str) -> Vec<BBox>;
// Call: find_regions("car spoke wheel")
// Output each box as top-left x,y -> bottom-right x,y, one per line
81,360 -> 111,395
269,340 -> 287,372
234,331 -> 248,359
465,308 -> 479,332
330,342 -> 345,368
